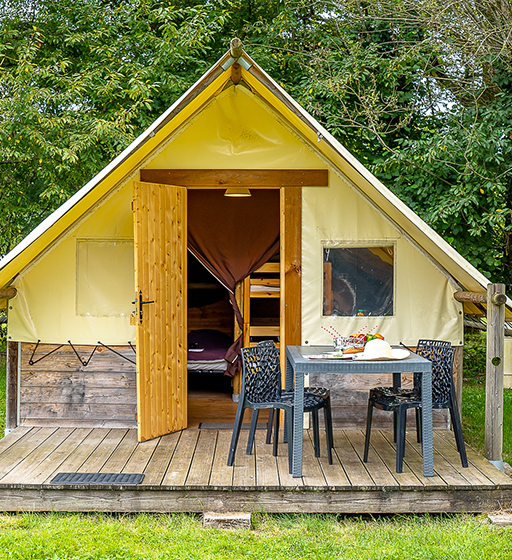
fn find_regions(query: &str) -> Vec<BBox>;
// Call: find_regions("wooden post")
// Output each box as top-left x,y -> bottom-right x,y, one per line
5,341 -> 18,433
230,38 -> 243,58
0,288 -> 17,299
485,283 -> 506,470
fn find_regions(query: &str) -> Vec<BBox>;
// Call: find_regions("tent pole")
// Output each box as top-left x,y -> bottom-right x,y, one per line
485,283 -> 506,470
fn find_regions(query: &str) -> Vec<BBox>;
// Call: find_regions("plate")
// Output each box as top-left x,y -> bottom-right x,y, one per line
353,349 -> 410,361
307,352 -> 354,360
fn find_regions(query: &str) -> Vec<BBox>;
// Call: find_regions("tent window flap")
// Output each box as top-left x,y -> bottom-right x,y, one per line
323,246 -> 394,317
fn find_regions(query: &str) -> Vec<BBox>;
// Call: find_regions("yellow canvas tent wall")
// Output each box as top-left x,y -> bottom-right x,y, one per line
1,46 -> 510,438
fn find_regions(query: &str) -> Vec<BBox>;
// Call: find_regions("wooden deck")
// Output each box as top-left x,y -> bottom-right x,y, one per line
0,426 -> 510,514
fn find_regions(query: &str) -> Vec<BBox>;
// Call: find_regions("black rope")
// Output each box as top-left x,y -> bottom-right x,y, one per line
28,340 -> 135,367
29,340 -> 64,366
98,341 -> 136,365
68,341 -> 97,367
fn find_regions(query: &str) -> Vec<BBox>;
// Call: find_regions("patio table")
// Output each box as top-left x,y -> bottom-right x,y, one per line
285,345 -> 434,478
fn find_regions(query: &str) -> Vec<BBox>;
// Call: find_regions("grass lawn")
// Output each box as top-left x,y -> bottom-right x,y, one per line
0,511 -> 510,559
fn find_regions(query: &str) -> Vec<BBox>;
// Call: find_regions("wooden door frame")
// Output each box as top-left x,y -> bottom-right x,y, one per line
138,175 -> 305,399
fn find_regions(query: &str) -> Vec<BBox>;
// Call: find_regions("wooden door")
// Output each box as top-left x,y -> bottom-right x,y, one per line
133,181 -> 187,442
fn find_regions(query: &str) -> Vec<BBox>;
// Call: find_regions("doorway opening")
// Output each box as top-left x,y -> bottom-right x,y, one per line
186,188 -> 280,426
187,251 -> 237,427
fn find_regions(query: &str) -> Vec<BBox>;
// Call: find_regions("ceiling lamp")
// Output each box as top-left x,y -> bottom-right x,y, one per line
224,187 -> 251,197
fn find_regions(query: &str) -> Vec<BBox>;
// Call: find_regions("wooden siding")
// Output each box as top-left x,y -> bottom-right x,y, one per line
0,427 -> 509,513
309,371 -> 449,429
19,343 -> 137,429
19,342 -> 448,430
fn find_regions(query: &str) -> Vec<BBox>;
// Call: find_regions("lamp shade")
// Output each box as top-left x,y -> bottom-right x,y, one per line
224,187 -> 251,197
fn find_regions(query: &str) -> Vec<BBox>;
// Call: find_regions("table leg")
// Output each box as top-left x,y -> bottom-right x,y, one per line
421,366 -> 434,477
288,358 -> 304,478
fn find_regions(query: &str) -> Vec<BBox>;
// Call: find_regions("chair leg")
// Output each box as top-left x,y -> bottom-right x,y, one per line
266,409 -> 274,444
396,407 -> 407,473
363,398 -> 374,463
227,402 -> 246,466
415,408 -> 422,443
323,401 -> 333,464
312,409 -> 320,457
246,409 -> 260,455
449,393 -> 468,468
393,411 -> 398,443
273,407 -> 280,457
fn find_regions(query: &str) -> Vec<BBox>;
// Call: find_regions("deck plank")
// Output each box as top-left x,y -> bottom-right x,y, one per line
162,430 -> 199,486
0,428 -> 75,484
370,431 -> 425,487
403,432 -> 468,487
232,430 -> 257,487
101,430 -> 139,473
141,433 -> 180,486
254,430 -> 279,487
209,430 -> 234,487
315,431 -> 351,487
301,432 -> 328,487
0,426 -> 509,515
0,428 -> 55,479
42,429 -> 111,482
0,427 -> 34,458
333,431 -> 374,487
344,430 -> 398,487
275,431 -> 303,488
186,430 -> 217,486
435,429 -> 512,486
78,429 -> 128,473
28,428 -> 94,484
122,436 -> 160,475
432,431 -> 495,486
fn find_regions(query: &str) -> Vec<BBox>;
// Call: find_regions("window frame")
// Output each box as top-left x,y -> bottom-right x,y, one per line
321,240 -> 397,318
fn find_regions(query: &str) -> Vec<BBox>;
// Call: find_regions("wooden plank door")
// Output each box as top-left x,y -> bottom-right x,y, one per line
133,181 -> 187,442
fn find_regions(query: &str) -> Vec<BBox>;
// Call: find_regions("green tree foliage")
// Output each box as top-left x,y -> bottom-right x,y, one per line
268,0 -> 512,285
0,0 -> 229,256
2,0 -> 512,288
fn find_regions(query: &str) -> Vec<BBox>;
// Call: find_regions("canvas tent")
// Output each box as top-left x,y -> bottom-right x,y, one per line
1,44 -> 510,444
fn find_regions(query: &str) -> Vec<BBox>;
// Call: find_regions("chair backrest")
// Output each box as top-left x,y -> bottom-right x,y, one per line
240,341 -> 281,404
416,339 -> 455,404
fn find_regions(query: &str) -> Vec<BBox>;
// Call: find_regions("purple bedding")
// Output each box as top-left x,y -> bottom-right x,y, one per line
187,329 -> 233,362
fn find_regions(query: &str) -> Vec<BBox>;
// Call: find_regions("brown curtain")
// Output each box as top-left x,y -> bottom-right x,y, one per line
188,189 -> 280,376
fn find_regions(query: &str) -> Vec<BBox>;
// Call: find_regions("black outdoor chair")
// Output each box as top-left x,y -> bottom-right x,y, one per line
256,341 -> 334,464
227,341 -> 334,470
363,339 -> 468,473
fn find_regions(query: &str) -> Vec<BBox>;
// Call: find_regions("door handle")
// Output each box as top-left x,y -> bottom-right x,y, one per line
133,290 -> 154,324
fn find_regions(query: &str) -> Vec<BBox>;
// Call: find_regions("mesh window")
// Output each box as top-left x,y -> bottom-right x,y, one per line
323,246 -> 394,317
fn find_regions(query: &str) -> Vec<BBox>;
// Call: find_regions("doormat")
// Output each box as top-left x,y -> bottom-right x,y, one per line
199,422 -> 268,430
50,472 -> 144,485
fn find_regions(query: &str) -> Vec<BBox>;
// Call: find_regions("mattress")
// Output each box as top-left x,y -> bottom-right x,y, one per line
187,358 -> 228,372
187,329 -> 232,373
